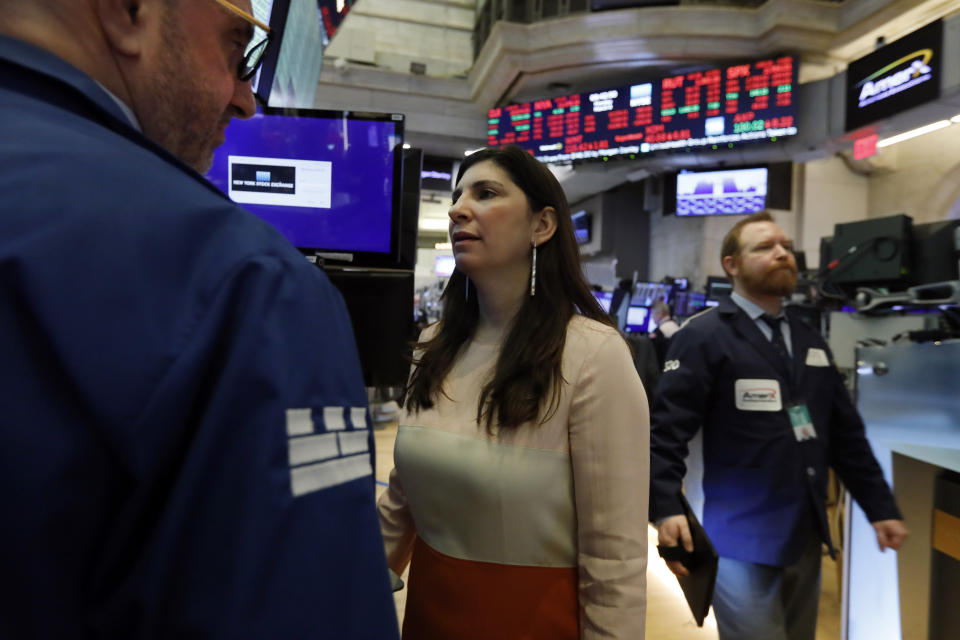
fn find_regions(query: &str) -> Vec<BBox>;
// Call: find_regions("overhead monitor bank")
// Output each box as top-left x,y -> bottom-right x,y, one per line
487,55 -> 798,163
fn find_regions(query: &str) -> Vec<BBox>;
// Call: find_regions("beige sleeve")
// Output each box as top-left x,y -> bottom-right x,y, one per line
377,465 -> 417,575
375,322 -> 440,574
569,330 -> 650,639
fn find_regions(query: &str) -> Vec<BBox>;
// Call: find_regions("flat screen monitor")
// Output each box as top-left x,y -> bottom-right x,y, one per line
683,291 -> 707,315
647,313 -> 659,333
207,106 -> 405,268
592,290 -> 613,313
676,167 -> 767,216
257,0 -> 324,108
572,210 -> 593,244
325,269 -> 413,387
912,220 -> 960,285
487,55 -> 797,163
434,255 -> 456,277
826,214 -> 913,290
706,276 -> 733,301
250,0 -> 281,103
421,156 -> 456,192
633,282 -> 672,307
625,305 -> 651,333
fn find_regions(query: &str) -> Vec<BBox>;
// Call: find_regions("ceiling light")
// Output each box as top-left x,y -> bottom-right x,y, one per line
402,143 -> 411,149
464,148 -> 485,156
951,114 -> 960,124
419,218 -> 449,232
876,120 -> 951,148
434,242 -> 452,250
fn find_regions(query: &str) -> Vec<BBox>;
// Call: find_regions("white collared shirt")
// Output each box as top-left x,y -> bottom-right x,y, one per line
730,292 -> 793,357
93,80 -> 142,132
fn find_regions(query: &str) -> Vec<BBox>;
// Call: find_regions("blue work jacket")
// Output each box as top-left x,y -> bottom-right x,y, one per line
650,295 -> 901,566
0,35 -> 399,638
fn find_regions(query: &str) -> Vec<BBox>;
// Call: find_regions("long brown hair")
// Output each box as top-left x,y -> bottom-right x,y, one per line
404,146 -> 615,430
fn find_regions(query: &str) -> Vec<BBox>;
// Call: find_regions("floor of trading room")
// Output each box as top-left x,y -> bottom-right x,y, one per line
374,422 -> 842,639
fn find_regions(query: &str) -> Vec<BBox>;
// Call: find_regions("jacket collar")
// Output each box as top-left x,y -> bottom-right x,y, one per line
719,294 -> 800,388
0,33 -> 231,198
0,34 -> 136,133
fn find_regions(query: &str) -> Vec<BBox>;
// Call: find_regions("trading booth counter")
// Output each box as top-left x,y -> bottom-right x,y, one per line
846,339 -> 960,640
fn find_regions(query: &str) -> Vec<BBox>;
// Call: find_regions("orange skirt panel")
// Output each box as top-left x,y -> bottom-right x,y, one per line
402,537 -> 579,640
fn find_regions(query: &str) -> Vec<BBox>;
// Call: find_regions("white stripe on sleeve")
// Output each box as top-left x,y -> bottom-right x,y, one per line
338,430 -> 369,456
323,406 -> 346,431
290,454 -> 373,497
288,433 -> 340,467
350,407 -> 368,429
285,408 -> 313,436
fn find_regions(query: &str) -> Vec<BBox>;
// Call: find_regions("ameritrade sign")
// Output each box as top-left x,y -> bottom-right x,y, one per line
856,51 -> 933,108
845,20 -> 942,132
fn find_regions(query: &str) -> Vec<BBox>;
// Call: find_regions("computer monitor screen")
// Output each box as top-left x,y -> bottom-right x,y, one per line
250,0 -> 277,100
633,282 -> 672,306
625,305 -> 650,333
827,214 -> 913,290
265,0 -> 323,108
434,255 -> 456,277
706,277 -> 733,301
592,290 -> 613,313
326,269 -> 413,387
207,107 -> 405,268
572,210 -> 593,244
676,167 -> 768,216
683,292 -> 707,315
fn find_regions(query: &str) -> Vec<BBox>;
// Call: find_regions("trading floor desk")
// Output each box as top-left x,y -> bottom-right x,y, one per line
846,339 -> 960,640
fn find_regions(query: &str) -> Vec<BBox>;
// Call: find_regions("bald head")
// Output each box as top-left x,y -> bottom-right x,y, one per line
1,0 -> 257,173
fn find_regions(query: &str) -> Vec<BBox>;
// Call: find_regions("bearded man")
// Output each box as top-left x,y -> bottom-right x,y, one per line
649,211 -> 908,640
0,1 -> 398,637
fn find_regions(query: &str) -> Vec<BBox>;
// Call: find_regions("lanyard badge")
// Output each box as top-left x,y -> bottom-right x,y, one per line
787,404 -> 816,442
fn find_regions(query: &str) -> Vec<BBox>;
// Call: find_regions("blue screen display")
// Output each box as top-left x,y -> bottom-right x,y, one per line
207,109 -> 403,254
592,290 -> 613,313
676,167 -> 767,216
625,305 -> 650,333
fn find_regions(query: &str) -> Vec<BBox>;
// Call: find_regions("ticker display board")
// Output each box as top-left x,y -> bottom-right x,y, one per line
487,56 -> 798,163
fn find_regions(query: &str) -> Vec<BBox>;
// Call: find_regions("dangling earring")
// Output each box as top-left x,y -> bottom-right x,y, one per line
530,240 -> 537,297
465,276 -> 470,302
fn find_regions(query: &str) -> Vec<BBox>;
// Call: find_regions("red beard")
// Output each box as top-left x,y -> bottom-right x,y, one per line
740,263 -> 798,297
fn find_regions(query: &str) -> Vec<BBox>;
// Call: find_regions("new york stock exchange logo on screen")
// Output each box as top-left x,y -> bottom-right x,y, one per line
845,19 -> 943,133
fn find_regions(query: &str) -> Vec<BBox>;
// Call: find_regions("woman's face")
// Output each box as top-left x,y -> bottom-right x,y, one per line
448,160 -> 538,279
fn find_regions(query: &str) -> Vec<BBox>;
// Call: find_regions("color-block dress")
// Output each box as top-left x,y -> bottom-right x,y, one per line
378,316 -> 650,639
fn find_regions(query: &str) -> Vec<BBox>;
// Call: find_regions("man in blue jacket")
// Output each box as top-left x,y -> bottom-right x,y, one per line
0,1 -> 399,637
650,212 -> 907,640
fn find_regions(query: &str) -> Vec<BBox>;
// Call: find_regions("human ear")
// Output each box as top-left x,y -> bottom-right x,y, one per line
96,0 -> 159,57
532,206 -> 558,246
722,254 -> 738,278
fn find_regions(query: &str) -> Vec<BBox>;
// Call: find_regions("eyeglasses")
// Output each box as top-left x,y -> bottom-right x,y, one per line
211,0 -> 273,82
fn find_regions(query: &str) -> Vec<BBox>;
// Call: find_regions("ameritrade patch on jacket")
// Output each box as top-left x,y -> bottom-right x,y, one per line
735,379 -> 783,412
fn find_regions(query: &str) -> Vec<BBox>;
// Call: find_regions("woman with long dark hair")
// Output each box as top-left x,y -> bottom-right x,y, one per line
378,146 -> 649,639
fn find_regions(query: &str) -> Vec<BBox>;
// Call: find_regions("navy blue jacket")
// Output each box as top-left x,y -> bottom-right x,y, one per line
0,35 -> 399,638
650,295 -> 900,566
